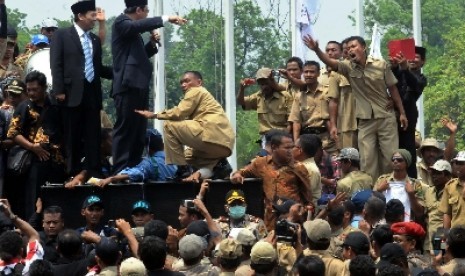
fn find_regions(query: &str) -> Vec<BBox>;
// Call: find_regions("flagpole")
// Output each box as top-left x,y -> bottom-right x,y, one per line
413,0 -> 424,137
356,0 -> 365,37
153,0 -> 165,132
291,0 -> 297,56
224,0 -> 237,171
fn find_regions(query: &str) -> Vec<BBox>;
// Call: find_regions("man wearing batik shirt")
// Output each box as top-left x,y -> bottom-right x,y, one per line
0,199 -> 44,275
230,130 -> 311,230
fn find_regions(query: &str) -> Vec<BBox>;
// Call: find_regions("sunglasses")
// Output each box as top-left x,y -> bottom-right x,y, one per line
391,157 -> 405,162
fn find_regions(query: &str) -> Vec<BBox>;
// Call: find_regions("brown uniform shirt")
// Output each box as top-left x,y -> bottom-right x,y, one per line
424,186 -> 444,250
288,83 -> 329,127
439,178 -> 465,228
336,57 -> 398,119
417,160 -> 433,187
243,90 -> 293,134
157,86 -> 235,152
303,248 -> 345,276
326,71 -> 357,132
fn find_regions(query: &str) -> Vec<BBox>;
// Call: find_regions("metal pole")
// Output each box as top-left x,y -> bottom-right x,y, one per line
291,0 -> 297,56
356,0 -> 365,37
413,0 -> 424,137
224,0 -> 237,171
153,0 -> 165,132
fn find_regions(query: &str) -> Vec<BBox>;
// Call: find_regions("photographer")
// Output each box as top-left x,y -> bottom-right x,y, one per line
438,226 -> 465,274
0,198 -> 44,275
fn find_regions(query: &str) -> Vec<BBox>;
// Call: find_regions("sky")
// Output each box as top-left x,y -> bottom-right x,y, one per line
9,0 -> 357,58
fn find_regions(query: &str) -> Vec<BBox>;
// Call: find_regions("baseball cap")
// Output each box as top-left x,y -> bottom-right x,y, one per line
218,238 -> 242,259
303,219 -> 331,242
41,18 -> 58,28
337,147 -> 360,161
186,220 -> 210,244
31,34 -> 49,46
132,200 -> 151,214
5,79 -> 26,95
342,231 -> 370,253
377,243 -> 407,268
351,190 -> 373,213
250,241 -> 276,264
82,195 -> 104,209
430,159 -> 452,173
453,151 -> 465,162
391,221 -> 426,238
272,197 -> 297,215
236,228 -> 257,247
179,234 -> 205,260
120,257 -> 146,276
255,68 -> 272,80
225,189 -> 246,205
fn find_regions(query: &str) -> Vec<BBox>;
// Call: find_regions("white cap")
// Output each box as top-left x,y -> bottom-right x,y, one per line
42,18 -> 58,28
430,160 -> 452,173
453,151 -> 465,162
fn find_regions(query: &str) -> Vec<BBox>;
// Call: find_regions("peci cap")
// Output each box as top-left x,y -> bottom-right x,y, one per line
132,200 -> 151,214
342,231 -> 370,253
41,18 -> 58,28
7,25 -> 17,38
250,241 -> 276,264
303,219 -> 331,242
225,189 -> 246,205
71,0 -> 96,14
453,151 -> 465,162
179,234 -> 205,260
82,195 -> 104,209
218,238 -> 242,259
31,34 -> 49,46
255,68 -> 272,80
236,228 -> 257,247
125,0 -> 148,8
415,46 -> 427,60
430,159 -> 452,173
5,79 -> 26,95
337,147 -> 360,162
272,197 -> 296,215
391,221 -> 426,238
119,257 -> 146,276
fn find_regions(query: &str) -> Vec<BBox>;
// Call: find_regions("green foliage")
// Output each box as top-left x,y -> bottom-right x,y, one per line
236,109 -> 260,167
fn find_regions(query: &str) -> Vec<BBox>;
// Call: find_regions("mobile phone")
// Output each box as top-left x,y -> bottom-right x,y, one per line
108,219 -> 116,228
0,203 -> 5,212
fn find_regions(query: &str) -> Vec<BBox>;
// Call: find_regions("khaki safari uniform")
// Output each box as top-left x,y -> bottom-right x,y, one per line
303,248 -> 345,276
242,89 -> 293,134
288,83 -> 337,153
336,170 -> 373,197
321,68 -> 357,150
374,173 -> 428,220
424,185 -> 444,251
157,86 -> 235,171
337,58 -> 399,181
439,178 -> 465,228
407,251 -> 431,270
214,214 -> 267,240
0,63 -> 22,79
417,160 -> 434,187
301,157 -> 322,207
441,258 -> 465,275
283,79 -> 302,96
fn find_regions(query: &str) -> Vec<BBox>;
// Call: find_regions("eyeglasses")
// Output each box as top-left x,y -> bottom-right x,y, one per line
391,157 -> 405,163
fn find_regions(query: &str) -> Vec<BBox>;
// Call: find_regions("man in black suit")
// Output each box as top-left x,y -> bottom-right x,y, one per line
111,0 -> 186,174
50,0 -> 112,179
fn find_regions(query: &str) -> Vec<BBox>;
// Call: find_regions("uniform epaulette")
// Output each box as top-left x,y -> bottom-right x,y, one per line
217,216 -> 229,223
248,215 -> 261,223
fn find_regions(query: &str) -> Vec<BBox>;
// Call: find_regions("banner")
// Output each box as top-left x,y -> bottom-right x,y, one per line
369,23 -> 382,59
294,0 -> 319,61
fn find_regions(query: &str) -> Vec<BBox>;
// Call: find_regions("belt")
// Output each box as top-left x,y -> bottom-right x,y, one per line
300,126 -> 327,135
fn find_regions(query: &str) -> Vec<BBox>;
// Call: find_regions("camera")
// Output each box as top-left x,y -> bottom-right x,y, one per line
432,228 -> 448,255
275,219 -> 297,243
184,200 -> 196,210
107,219 -> 116,228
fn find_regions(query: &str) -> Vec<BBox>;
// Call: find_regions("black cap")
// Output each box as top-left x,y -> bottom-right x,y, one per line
124,0 -> 148,8
342,231 -> 370,253
71,0 -> 96,14
132,200 -> 151,214
82,195 -> 104,209
225,189 -> 246,205
7,25 -> 17,38
186,220 -> 210,241
377,243 -> 407,268
272,197 -> 297,215
415,46 -> 427,60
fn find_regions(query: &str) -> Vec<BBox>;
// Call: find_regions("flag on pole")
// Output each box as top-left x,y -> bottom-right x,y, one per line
294,0 -> 319,61
369,23 -> 382,59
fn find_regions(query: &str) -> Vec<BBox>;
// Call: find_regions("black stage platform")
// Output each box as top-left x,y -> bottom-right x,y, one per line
41,179 -> 263,229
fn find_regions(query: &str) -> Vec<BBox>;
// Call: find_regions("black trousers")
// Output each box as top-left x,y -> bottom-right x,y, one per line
399,116 -> 418,178
112,88 -> 148,174
62,81 -> 102,177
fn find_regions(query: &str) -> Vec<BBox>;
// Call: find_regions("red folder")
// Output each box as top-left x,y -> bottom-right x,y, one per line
388,38 -> 416,60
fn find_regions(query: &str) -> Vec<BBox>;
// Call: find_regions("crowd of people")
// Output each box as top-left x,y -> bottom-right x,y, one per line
0,0 -> 464,275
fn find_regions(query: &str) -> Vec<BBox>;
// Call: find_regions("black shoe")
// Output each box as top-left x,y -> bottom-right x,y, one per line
170,165 -> 192,180
212,158 -> 232,180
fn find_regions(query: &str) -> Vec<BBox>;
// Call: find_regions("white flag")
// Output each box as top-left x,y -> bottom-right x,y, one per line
294,0 -> 319,61
369,23 -> 382,59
